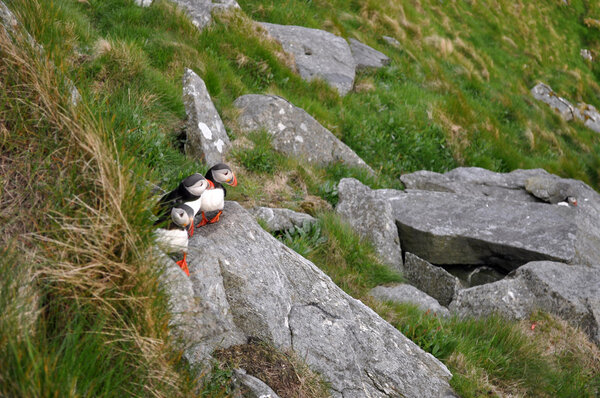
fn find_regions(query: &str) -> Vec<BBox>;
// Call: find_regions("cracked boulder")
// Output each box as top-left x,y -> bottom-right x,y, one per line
169,0 -> 240,30
171,201 -> 454,397
336,178 -> 402,270
260,22 -> 355,95
349,38 -> 390,70
183,68 -> 231,165
234,94 -> 373,173
450,261 -> 600,344
249,206 -> 316,232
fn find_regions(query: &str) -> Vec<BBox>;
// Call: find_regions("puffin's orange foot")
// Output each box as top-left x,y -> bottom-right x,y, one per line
176,253 -> 190,277
209,210 -> 222,224
196,212 -> 209,228
188,223 -> 195,237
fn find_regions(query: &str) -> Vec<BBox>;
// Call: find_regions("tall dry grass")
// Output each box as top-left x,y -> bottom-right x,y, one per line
0,12 -> 187,397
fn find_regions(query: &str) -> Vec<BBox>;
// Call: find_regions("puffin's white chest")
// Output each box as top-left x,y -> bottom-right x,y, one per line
154,228 -> 188,253
200,188 -> 225,212
186,197 -> 203,216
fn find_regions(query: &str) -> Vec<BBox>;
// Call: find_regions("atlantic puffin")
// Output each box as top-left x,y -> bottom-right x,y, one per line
196,163 -> 237,227
557,196 -> 578,207
154,173 -> 213,227
154,204 -> 194,276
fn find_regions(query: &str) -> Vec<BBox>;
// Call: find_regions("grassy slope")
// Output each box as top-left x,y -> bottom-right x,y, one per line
1,0 -> 600,396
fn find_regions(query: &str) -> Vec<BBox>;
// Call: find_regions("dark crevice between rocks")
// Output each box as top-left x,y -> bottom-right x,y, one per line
305,301 -> 342,320
396,221 -> 565,273
440,264 -> 508,288
364,369 -> 402,398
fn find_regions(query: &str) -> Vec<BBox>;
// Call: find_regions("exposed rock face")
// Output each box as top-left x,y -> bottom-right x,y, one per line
531,83 -> 576,121
234,94 -> 373,173
581,49 -> 593,61
451,261 -> 600,344
169,0 -> 240,30
340,172 -> 600,270
369,284 -> 450,318
158,250 -> 245,363
387,189 -> 583,270
249,206 -> 316,232
260,22 -> 355,95
400,167 -> 545,203
382,36 -> 401,47
183,68 -> 231,166
403,253 -> 464,307
574,103 -> 600,133
336,178 -> 402,271
531,82 -> 600,133
174,202 -> 454,397
348,38 -> 390,70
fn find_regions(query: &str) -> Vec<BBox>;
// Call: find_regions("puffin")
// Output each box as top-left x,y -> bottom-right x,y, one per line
154,203 -> 194,276
557,196 -> 578,207
196,163 -> 237,227
154,173 -> 213,227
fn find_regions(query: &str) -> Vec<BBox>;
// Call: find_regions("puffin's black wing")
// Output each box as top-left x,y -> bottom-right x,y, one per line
153,188 -> 183,226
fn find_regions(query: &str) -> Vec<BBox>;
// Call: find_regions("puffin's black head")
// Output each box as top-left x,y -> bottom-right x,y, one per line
181,173 -> 213,196
566,196 -> 578,207
206,163 -> 237,187
171,203 -> 194,229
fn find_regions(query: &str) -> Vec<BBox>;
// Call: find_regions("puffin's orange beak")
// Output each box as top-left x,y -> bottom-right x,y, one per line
228,174 -> 238,187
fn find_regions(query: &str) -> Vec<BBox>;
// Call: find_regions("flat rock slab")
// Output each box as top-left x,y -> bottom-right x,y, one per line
369,284 -> 450,318
336,178 -> 402,270
249,206 -> 316,232
403,252 -> 464,307
260,22 -> 355,95
183,68 -> 231,166
531,83 -> 576,121
170,0 -> 240,30
451,261 -> 600,344
400,167 -> 547,203
387,189 -> 581,270
234,94 -> 373,173
181,202 -> 454,397
349,38 -> 390,70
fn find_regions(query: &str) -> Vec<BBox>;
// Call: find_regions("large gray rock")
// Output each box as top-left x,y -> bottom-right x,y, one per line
234,94 -> 373,173
348,38 -> 390,70
340,173 -> 600,270
180,202 -> 454,397
450,278 -> 536,320
183,68 -> 231,166
450,261 -> 600,344
403,253 -> 464,307
369,284 -> 450,318
169,0 -> 240,30
531,83 -> 577,121
400,167 -> 546,203
249,206 -> 316,232
260,22 -> 355,95
385,189 -> 592,270
336,178 -> 402,271
158,250 -> 245,364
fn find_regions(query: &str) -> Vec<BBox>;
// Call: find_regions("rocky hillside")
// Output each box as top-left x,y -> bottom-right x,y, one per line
2,0 -> 600,397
